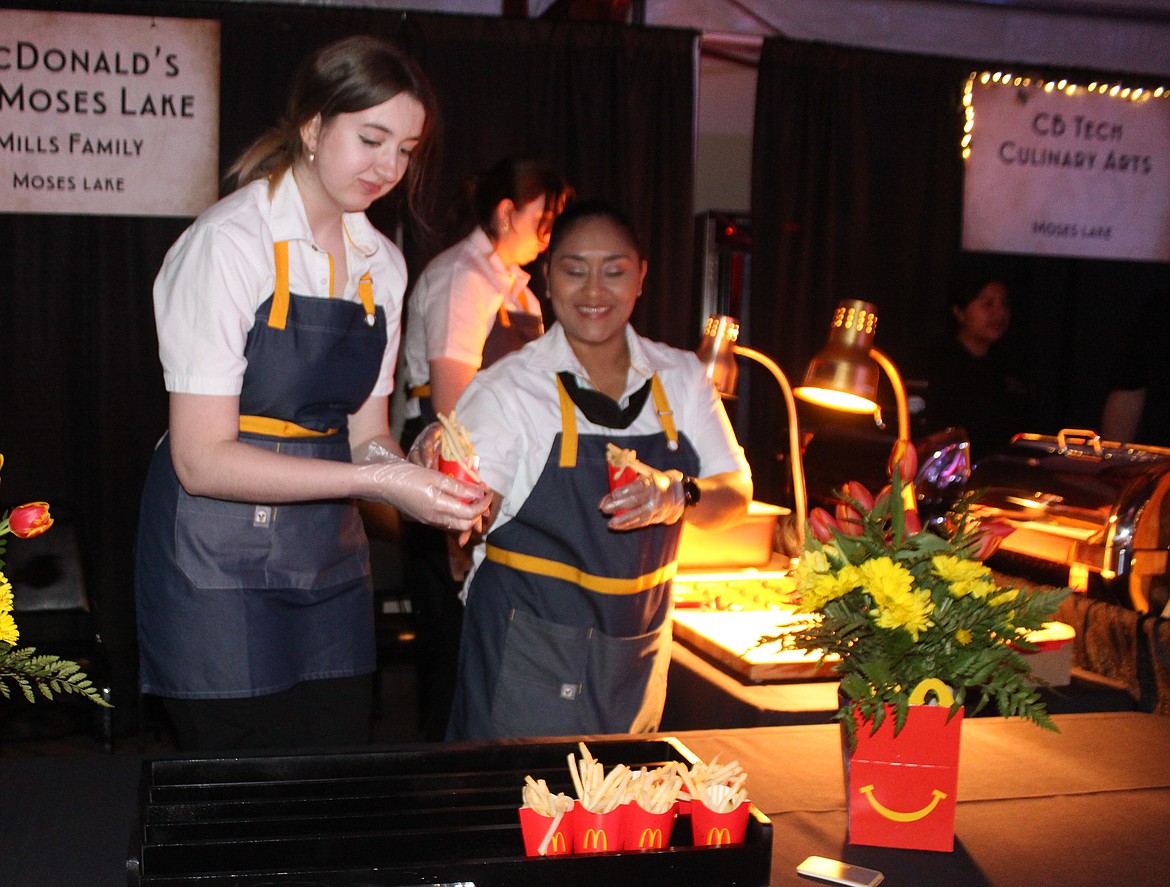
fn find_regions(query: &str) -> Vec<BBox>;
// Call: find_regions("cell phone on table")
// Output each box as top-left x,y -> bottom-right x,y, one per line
796,855 -> 884,887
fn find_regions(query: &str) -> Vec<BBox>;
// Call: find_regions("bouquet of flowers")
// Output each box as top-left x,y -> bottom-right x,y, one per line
1,454 -> 111,707
768,443 -> 1068,748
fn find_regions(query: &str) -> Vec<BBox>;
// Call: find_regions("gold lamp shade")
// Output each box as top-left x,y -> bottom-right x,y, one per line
795,300 -> 882,414
697,313 -> 807,554
696,315 -> 741,397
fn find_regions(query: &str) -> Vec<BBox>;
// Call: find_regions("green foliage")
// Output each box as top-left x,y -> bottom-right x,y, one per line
762,471 -> 1070,750
0,644 -> 111,707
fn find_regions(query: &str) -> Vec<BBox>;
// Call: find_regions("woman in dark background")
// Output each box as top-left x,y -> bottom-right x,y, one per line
918,274 -> 1037,463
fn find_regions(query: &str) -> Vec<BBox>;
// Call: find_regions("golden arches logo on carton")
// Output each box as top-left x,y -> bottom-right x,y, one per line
547,831 -> 568,854
581,828 -> 609,852
637,827 -> 665,849
705,827 -> 733,845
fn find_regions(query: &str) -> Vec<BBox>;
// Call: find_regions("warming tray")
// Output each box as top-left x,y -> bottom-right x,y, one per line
126,737 -> 772,886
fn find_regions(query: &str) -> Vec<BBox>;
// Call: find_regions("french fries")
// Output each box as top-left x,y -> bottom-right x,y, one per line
567,741 -> 631,814
680,755 -> 748,814
605,442 -> 638,473
625,764 -> 685,815
438,411 -> 476,466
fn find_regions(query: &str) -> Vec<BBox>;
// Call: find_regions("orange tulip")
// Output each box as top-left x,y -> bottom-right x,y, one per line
971,519 -> 1014,560
887,439 -> 918,485
843,480 -> 875,512
7,501 -> 53,538
835,502 -> 863,536
809,507 -> 840,543
903,507 -> 922,536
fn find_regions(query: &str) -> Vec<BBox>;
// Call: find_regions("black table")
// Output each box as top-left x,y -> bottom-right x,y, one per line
2,711 -> 1167,886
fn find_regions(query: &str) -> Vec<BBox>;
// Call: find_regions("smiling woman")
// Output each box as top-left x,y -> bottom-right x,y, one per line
440,200 -> 753,742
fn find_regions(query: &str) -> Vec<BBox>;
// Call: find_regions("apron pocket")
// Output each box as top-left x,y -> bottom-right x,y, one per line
491,610 -> 670,737
175,491 -> 367,590
491,609 -> 590,738
586,622 -> 670,734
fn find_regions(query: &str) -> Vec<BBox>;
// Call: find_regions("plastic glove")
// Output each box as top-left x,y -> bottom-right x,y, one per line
355,454 -> 489,534
601,463 -> 686,531
406,421 -> 443,470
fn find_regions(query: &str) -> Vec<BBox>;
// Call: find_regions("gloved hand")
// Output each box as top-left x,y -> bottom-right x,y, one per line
355,455 -> 490,535
406,421 -> 443,470
600,463 -> 686,531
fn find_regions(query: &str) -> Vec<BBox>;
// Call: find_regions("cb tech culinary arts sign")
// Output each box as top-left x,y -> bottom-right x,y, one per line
962,75 -> 1170,261
1,10 -> 219,216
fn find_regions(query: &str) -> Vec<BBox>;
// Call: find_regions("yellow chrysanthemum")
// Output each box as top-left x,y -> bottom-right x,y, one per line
871,586 -> 936,640
955,628 -> 973,645
951,577 -> 998,599
932,554 -> 991,585
0,610 -> 19,646
797,569 -> 861,612
0,571 -> 13,611
991,589 -> 1020,607
793,548 -> 831,586
856,556 -> 914,601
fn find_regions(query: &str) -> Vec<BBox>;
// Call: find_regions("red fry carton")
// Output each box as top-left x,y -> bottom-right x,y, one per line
690,799 -> 750,847
624,801 -> 677,850
518,805 -> 573,857
573,804 -> 626,854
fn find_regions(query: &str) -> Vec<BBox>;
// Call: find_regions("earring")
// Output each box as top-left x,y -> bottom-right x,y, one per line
501,223 -> 509,234
309,152 -> 316,163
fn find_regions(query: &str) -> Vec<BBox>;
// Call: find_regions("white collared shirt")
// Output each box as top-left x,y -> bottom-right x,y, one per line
455,323 -> 750,591
401,227 -> 536,414
154,171 -> 407,396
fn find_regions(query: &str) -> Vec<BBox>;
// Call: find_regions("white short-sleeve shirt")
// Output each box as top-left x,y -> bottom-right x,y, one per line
401,227 -> 537,414
154,171 -> 407,397
455,323 -> 751,592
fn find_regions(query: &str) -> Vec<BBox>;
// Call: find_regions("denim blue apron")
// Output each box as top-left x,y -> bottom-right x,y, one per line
136,242 -> 386,699
447,374 -> 699,740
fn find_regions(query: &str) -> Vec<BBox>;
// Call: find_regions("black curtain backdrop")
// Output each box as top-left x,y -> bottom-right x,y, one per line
748,36 -> 1170,506
0,0 -> 696,728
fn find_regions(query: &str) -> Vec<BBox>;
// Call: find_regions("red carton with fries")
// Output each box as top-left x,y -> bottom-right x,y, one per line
691,799 -> 750,846
518,805 -> 574,857
519,776 -> 574,856
573,805 -> 626,854
437,411 -> 481,501
605,442 -> 639,492
625,801 -> 677,850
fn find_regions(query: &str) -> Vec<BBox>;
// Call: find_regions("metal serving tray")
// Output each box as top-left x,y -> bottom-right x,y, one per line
126,736 -> 772,886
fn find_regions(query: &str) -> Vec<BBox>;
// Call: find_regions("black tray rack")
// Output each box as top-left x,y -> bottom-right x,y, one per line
126,736 -> 773,886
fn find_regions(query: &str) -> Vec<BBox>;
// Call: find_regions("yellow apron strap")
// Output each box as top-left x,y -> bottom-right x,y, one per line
558,373 -> 677,466
358,272 -> 376,326
486,544 -> 677,595
557,375 -> 578,467
497,303 -> 512,328
650,374 -> 679,451
269,241 -> 290,330
238,416 -> 340,437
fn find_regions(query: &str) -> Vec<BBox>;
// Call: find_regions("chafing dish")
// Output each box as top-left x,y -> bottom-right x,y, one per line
969,429 -> 1170,615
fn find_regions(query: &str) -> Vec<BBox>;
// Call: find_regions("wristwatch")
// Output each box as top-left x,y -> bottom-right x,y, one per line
682,475 -> 702,508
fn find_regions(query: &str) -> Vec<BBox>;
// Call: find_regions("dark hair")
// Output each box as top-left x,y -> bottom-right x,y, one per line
545,199 -> 643,259
952,275 -> 1010,310
451,157 -> 573,242
224,35 -> 440,221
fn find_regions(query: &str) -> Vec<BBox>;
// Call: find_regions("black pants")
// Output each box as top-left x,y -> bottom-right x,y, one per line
163,674 -> 373,752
